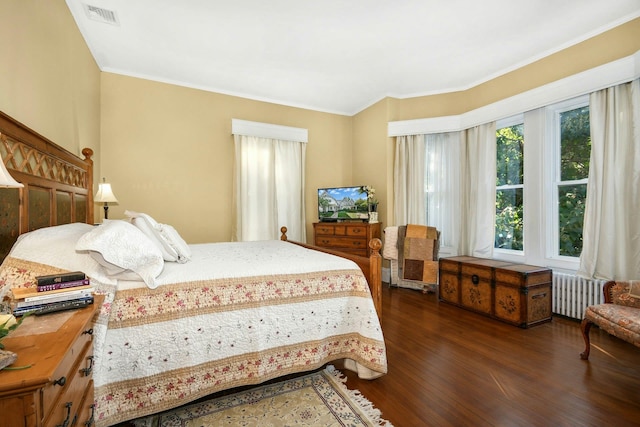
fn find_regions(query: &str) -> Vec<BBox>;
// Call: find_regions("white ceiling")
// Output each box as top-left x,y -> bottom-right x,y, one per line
65,0 -> 640,115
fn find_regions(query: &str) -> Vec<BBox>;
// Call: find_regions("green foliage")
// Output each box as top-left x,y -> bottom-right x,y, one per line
495,125 -> 524,250
495,188 -> 523,250
558,184 -> 587,256
560,107 -> 590,181
558,107 -> 590,257
0,313 -> 30,350
494,107 -> 591,257
496,124 -> 524,187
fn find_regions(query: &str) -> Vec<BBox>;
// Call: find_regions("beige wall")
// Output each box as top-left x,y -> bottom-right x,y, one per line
2,0 -> 638,244
365,17 -> 640,227
0,0 -> 100,161
100,73 -> 352,243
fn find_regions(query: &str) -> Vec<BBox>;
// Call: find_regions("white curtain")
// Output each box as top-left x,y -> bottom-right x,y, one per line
233,135 -> 306,242
461,122 -> 496,258
578,78 -> 640,280
424,132 -> 464,255
394,134 -> 426,225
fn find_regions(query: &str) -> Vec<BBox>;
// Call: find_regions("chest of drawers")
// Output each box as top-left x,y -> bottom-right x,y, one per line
0,295 -> 102,427
313,221 -> 381,257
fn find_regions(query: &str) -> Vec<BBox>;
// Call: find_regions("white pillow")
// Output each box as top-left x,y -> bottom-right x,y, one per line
125,210 -> 191,263
6,222 -> 117,285
157,224 -> 191,263
76,220 -> 164,289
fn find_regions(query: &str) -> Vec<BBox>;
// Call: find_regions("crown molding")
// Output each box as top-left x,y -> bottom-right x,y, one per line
388,50 -> 640,136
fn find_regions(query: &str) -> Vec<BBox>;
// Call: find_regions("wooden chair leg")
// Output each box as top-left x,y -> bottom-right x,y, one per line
580,318 -> 593,360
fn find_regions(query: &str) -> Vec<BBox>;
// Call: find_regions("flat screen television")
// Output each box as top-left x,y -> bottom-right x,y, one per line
318,186 -> 369,222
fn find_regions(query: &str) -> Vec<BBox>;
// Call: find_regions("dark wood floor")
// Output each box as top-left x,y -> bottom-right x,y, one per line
335,286 -> 640,427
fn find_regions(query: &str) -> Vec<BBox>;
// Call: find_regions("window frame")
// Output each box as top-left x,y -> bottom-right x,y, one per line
490,96 -> 590,271
544,94 -> 590,268
494,114 -> 525,258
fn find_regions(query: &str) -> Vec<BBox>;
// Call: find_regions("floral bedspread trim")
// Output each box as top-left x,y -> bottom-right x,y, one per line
0,257 -> 69,293
105,269 -> 369,329
93,333 -> 387,427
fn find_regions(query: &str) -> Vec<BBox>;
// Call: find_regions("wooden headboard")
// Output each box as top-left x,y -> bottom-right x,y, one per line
0,111 -> 94,261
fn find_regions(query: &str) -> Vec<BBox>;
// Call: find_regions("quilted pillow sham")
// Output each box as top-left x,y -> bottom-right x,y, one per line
76,220 -> 164,289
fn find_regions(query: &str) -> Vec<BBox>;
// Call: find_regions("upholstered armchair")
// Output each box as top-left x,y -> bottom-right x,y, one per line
580,280 -> 640,360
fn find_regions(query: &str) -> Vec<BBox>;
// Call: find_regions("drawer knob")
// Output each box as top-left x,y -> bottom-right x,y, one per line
56,402 -> 72,427
83,328 -> 94,335
53,376 -> 66,387
80,355 -> 95,376
471,274 -> 480,285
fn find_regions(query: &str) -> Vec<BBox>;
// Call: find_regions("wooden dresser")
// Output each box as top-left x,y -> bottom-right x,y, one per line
439,256 -> 552,328
313,222 -> 382,257
0,295 -> 102,427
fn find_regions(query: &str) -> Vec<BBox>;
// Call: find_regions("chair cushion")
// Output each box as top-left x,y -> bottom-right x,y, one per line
584,304 -> 640,349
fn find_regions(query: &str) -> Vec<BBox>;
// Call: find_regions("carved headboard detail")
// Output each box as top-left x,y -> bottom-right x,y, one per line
0,111 -> 94,261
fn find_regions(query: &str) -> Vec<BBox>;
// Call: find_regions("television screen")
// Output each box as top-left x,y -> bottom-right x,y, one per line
318,186 -> 369,222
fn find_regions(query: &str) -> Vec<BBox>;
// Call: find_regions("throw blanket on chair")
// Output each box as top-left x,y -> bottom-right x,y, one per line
383,226 -> 399,260
395,225 -> 440,289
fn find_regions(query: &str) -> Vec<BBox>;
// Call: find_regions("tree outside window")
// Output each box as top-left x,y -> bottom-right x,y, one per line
557,106 -> 590,257
495,124 -> 524,251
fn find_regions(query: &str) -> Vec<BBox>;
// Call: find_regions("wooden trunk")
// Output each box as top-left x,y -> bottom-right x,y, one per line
493,264 -> 552,327
438,256 -> 552,328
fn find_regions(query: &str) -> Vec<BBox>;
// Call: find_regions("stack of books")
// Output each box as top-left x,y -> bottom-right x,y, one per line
11,271 -> 94,316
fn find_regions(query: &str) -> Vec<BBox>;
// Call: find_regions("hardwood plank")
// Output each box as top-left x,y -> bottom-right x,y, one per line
336,286 -> 640,427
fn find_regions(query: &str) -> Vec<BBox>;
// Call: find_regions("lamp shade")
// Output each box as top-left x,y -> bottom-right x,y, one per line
0,157 -> 23,188
95,182 -> 118,203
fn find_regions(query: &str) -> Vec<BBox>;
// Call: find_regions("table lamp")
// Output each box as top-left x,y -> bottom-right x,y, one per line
95,177 -> 118,219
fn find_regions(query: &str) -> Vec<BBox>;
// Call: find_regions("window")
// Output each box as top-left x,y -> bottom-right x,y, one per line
552,101 -> 590,258
495,116 -> 524,252
490,97 -> 590,270
231,119 -> 308,242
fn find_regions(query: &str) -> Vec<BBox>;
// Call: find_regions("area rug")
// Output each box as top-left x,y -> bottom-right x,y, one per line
132,365 -> 393,426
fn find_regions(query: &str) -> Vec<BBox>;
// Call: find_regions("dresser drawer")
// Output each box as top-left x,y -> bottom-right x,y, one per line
76,382 -> 95,427
315,224 -> 337,235
44,341 -> 93,427
315,236 -> 367,250
42,317 -> 94,419
345,225 -> 367,237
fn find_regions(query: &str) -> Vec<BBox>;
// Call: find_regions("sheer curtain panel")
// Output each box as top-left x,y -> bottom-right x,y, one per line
233,135 -> 306,242
578,78 -> 640,280
424,132 -> 464,255
394,134 -> 426,225
461,122 -> 497,258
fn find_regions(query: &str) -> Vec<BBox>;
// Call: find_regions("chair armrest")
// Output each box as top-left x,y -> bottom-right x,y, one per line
605,280 -> 640,308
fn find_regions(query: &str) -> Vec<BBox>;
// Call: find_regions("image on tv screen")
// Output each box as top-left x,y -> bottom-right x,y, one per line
318,186 -> 369,221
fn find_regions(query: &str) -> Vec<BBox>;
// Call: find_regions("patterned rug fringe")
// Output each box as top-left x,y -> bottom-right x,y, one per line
132,365 -> 393,427
324,365 -> 394,427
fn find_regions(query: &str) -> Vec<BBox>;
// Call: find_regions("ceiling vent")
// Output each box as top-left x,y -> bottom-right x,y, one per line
83,4 -> 119,26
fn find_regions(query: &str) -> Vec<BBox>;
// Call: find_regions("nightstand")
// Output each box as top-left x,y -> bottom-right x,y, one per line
0,295 -> 103,427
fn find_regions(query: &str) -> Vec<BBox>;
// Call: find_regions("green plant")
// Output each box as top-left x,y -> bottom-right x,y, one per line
0,313 -> 29,350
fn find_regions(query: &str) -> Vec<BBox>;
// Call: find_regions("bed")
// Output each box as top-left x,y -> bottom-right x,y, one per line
0,111 -> 387,426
